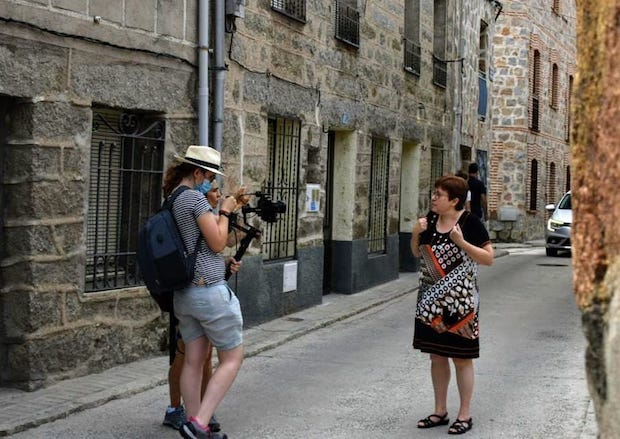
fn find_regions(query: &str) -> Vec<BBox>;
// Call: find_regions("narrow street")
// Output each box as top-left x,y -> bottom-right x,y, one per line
10,248 -> 594,438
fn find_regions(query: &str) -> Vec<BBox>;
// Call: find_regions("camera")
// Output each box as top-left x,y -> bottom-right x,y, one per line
225,191 -> 286,280
242,192 -> 286,223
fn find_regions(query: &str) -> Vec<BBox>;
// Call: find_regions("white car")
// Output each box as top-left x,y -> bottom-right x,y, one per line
545,191 -> 572,257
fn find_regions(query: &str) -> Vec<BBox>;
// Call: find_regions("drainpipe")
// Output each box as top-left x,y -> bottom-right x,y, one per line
452,5 -> 464,172
198,0 -> 209,146
212,0 -> 226,154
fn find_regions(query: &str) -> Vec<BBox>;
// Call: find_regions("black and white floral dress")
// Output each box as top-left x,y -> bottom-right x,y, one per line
413,211 -> 490,359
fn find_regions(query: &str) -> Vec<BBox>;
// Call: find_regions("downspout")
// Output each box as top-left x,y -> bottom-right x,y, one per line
212,0 -> 226,154
198,0 -> 209,146
452,3 -> 464,171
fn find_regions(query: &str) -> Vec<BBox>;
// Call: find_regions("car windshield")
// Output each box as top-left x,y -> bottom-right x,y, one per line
558,193 -> 571,209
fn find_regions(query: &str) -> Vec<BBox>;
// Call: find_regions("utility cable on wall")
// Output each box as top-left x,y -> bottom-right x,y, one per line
226,30 -> 320,104
0,16 -> 196,67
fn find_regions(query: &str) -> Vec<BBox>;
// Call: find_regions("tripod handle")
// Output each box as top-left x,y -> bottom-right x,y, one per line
225,224 -> 260,280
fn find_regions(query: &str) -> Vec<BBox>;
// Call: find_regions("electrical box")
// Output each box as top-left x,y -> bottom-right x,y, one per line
283,261 -> 297,293
226,0 -> 245,18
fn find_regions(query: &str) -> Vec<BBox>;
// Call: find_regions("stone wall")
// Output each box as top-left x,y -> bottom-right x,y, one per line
0,0 -> 197,389
489,0 -> 576,242
573,0 -> 620,436
0,0 -> 500,388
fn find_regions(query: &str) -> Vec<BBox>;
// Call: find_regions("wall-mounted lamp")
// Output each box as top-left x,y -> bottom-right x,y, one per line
492,1 -> 503,21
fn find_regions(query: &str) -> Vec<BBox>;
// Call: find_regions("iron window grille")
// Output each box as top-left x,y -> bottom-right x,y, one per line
263,117 -> 301,261
529,159 -> 538,210
271,0 -> 306,22
367,137 -> 390,254
335,0 -> 360,48
548,162 -> 556,204
85,108 -> 165,292
404,39 -> 421,75
433,55 -> 448,88
531,49 -> 541,132
430,146 -> 444,189
530,95 -> 540,132
550,63 -> 559,109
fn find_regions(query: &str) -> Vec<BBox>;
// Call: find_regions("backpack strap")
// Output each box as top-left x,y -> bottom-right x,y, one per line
163,185 -> 203,256
163,185 -> 191,211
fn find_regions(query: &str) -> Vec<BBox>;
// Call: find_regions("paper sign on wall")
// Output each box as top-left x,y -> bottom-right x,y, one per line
306,184 -> 320,212
283,261 -> 297,293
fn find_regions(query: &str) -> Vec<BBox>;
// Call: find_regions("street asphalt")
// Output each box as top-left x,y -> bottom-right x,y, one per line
2,240 -> 590,438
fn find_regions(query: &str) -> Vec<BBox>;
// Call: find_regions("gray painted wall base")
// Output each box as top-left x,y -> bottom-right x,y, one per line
399,232 -> 419,272
231,246 -> 324,327
328,236 -> 399,294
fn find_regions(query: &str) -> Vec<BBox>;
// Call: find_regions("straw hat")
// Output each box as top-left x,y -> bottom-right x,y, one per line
173,145 -> 225,176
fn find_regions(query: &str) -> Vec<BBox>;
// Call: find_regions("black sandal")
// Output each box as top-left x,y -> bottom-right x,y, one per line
417,413 -> 449,429
448,417 -> 473,435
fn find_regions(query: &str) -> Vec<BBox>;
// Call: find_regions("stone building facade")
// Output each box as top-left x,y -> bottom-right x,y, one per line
0,0 -> 496,389
489,0 -> 576,241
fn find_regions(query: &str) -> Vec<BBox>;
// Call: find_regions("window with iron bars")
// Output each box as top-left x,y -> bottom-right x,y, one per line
367,137 -> 390,254
550,63 -> 559,109
433,0 -> 447,88
433,56 -> 447,88
271,0 -> 306,22
263,117 -> 301,261
530,49 -> 541,132
529,159 -> 538,210
335,0 -> 360,48
430,146 -> 444,188
85,108 -> 164,292
404,39 -> 421,75
404,0 -> 420,75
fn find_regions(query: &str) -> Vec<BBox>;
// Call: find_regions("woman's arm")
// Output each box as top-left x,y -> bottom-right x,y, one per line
410,217 -> 428,258
450,224 -> 494,265
197,196 -> 238,253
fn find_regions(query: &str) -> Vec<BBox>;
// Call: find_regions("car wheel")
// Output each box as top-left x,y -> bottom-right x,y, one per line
546,248 -> 558,257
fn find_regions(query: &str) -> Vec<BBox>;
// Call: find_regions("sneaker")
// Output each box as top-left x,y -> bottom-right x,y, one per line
180,418 -> 227,439
208,414 -> 221,432
163,406 -> 187,430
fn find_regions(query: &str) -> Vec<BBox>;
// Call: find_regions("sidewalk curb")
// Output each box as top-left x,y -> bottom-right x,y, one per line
0,276 -> 418,436
0,245 -> 519,436
244,287 -> 415,359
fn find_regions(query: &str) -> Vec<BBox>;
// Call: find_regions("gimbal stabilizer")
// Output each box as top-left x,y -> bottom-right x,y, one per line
224,192 -> 286,280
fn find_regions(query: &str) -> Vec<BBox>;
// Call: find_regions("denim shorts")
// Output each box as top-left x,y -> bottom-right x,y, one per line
173,281 -> 243,351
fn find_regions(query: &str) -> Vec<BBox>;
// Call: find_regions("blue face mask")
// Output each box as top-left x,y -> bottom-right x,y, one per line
194,179 -> 212,195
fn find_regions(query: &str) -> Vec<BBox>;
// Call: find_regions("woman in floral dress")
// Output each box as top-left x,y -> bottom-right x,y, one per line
411,175 -> 494,435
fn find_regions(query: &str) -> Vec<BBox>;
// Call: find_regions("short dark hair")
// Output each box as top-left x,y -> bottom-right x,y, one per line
468,162 -> 479,174
435,175 -> 467,210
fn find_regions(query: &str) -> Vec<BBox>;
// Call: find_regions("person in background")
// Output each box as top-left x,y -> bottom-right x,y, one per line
455,170 -> 471,212
411,175 -> 494,435
467,163 -> 487,221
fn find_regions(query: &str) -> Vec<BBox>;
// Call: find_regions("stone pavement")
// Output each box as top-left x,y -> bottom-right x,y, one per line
0,242 -> 534,436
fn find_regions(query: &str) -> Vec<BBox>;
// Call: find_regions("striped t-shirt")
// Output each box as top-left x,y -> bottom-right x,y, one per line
171,188 -> 226,285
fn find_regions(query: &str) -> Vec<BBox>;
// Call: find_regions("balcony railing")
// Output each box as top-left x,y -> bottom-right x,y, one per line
404,39 -> 421,76
433,55 -> 447,88
271,0 -> 306,22
531,95 -> 540,132
335,3 -> 360,48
